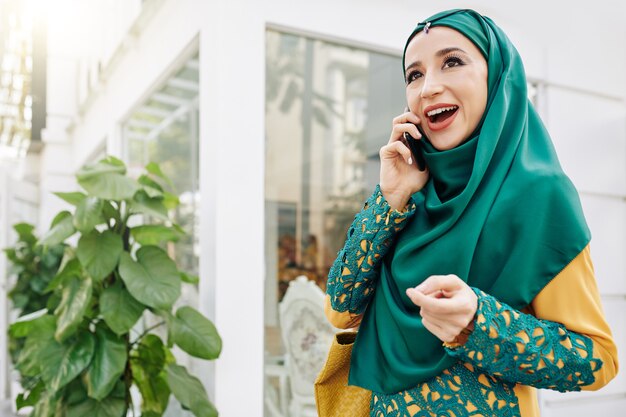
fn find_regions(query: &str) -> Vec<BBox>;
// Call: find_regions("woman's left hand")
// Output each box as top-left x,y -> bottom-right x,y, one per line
406,275 -> 478,344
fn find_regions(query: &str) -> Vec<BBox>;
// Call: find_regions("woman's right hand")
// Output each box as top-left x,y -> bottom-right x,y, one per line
379,110 -> 429,210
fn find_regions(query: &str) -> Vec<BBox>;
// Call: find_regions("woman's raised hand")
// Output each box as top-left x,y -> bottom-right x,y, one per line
405,275 -> 478,344
380,110 -> 429,210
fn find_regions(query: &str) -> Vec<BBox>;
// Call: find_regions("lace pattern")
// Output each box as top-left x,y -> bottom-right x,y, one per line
371,363 -> 520,417
326,185 -> 416,314
446,288 -> 602,392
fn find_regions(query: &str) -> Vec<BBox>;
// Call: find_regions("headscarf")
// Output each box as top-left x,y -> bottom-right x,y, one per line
349,9 -> 590,394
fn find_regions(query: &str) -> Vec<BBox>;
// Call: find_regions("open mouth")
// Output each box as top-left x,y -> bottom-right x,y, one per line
424,105 -> 459,131
427,105 -> 459,123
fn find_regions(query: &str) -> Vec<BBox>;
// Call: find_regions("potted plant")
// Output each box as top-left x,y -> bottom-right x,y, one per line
9,156 -> 221,417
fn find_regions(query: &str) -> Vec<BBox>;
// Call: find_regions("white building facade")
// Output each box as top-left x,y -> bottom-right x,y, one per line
1,0 -> 625,416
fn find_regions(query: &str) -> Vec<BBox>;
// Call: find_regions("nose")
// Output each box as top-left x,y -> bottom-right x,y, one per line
420,72 -> 444,99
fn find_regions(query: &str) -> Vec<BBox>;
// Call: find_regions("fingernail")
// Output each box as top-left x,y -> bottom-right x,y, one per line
408,157 -> 413,165
406,288 -> 415,297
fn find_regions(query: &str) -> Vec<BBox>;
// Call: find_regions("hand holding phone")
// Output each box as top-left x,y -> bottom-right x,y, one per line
404,130 -> 426,171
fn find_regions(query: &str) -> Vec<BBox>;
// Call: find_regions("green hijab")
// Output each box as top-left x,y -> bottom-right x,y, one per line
349,9 -> 590,394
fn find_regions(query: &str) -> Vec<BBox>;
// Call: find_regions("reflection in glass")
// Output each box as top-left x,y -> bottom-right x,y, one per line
123,53 -> 200,291
264,30 -> 404,416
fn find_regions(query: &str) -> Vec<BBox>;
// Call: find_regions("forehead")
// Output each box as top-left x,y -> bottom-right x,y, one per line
404,26 -> 481,65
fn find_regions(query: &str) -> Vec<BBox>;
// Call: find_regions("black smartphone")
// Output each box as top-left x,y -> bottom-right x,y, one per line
404,129 -> 426,171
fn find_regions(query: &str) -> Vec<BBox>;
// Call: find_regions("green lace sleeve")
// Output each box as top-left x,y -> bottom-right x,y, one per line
446,288 -> 603,392
326,185 -> 416,315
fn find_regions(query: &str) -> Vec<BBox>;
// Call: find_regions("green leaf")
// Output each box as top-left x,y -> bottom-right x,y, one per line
16,379 -> 45,410
77,230 -> 123,282
13,222 -> 36,242
76,159 -> 138,201
42,332 -> 95,392
66,397 -> 126,417
9,311 -> 54,339
84,326 -> 128,401
118,247 -> 181,309
130,190 -> 169,220
100,284 -> 145,335
138,174 -> 165,198
145,162 -> 174,189
44,258 -> 82,293
162,192 -> 180,210
180,272 -> 199,284
54,276 -> 93,342
74,197 -> 105,232
172,307 -> 222,360
131,225 -> 182,245
54,191 -> 87,206
166,364 -> 217,417
102,201 -> 120,223
131,335 -> 170,414
39,211 -> 76,246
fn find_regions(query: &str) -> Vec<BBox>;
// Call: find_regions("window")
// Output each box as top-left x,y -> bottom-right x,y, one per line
264,29 -> 404,415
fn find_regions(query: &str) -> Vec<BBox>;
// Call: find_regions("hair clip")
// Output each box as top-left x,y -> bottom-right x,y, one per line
424,22 -> 431,34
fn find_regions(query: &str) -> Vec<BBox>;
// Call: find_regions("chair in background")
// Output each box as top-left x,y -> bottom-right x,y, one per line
279,275 -> 336,417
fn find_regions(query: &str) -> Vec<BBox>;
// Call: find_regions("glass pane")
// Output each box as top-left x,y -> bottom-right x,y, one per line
123,53 -> 200,294
264,29 -> 404,416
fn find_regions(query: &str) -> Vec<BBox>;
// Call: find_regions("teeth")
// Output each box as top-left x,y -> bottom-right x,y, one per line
426,106 -> 458,117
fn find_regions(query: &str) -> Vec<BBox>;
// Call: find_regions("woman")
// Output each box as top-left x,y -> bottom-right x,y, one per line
324,9 -> 618,417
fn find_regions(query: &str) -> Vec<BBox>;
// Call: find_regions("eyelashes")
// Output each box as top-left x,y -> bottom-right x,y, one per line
405,54 -> 467,84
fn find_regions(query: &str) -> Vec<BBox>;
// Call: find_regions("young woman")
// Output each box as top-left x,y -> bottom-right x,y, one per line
325,9 -> 618,416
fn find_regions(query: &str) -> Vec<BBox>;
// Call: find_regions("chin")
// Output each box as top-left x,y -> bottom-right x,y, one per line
429,133 -> 465,151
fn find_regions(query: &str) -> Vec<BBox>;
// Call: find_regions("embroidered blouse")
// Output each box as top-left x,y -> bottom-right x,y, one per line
325,186 -> 619,417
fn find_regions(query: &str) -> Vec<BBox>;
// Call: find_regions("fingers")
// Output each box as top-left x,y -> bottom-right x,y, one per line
415,274 -> 464,296
406,287 -> 455,314
380,140 -> 413,165
389,112 -> 422,145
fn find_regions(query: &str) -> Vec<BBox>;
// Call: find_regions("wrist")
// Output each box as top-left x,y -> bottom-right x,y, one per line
380,188 -> 411,211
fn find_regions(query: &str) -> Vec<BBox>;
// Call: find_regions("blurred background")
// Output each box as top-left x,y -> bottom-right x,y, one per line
0,0 -> 624,416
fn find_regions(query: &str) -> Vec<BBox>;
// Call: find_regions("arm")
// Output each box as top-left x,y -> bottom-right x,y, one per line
325,185 -> 416,329
445,245 -> 619,392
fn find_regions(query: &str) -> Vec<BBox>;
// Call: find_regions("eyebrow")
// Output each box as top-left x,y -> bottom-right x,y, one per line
404,47 -> 468,75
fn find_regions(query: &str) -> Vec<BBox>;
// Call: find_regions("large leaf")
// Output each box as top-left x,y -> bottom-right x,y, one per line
40,331 -> 95,392
145,162 -> 174,189
166,364 -> 217,417
9,311 -> 54,338
44,258 -> 82,293
84,326 -> 127,401
54,276 -> 93,342
76,159 -> 138,201
76,230 -> 123,281
131,335 -> 170,414
131,225 -> 182,245
53,191 -> 87,206
74,197 -> 105,232
118,247 -> 181,309
130,190 -> 168,220
138,175 -> 164,198
172,307 -> 222,360
13,222 -> 36,242
66,397 -> 126,417
100,284 -> 145,335
16,379 -> 45,410
39,211 -> 76,246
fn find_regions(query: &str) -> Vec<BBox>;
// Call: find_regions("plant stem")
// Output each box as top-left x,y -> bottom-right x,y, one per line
131,321 -> 166,346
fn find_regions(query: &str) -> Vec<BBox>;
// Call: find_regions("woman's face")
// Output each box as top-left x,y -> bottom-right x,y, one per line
404,26 -> 488,151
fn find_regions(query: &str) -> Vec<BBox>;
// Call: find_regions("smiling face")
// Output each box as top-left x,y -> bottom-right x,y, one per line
404,26 -> 488,151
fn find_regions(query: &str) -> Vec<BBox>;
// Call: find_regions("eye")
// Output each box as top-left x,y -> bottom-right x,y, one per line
406,70 -> 423,84
443,55 -> 465,69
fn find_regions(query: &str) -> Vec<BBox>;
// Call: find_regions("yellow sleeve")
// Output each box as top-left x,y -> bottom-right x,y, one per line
531,244 -> 619,390
324,294 -> 362,329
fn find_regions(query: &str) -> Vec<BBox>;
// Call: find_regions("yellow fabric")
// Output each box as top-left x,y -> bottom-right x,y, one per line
325,294 -> 362,329
529,245 -> 619,391
324,245 -> 618,416
315,331 -> 371,417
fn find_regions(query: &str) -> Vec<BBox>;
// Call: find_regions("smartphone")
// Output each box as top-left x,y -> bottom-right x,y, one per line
404,129 -> 426,171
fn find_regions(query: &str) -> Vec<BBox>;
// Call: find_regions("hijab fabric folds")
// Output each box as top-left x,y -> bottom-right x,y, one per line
349,9 -> 590,394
